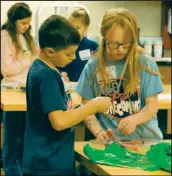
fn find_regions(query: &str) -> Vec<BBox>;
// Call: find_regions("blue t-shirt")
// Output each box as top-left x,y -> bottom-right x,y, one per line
23,59 -> 75,175
75,54 -> 164,140
59,37 -> 99,82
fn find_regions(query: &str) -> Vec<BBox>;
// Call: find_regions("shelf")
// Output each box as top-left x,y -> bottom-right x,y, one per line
154,58 -> 171,62
161,2 -> 172,49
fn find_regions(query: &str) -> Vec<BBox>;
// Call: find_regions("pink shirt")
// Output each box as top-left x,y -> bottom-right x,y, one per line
1,30 -> 35,85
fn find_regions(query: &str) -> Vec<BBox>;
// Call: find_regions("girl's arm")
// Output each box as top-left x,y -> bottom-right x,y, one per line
82,97 -> 105,137
117,94 -> 158,134
82,97 -> 114,141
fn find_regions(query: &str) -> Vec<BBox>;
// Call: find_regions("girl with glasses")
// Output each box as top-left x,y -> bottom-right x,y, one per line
75,8 -> 164,143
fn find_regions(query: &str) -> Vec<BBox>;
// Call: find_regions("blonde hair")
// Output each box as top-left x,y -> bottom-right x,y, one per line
94,8 -> 160,96
69,8 -> 90,26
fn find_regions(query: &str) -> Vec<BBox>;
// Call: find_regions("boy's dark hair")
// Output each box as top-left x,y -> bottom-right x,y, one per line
69,8 -> 90,26
38,15 -> 80,50
1,2 -> 34,54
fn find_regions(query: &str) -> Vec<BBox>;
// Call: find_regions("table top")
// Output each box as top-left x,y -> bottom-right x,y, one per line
75,141 -> 171,175
1,89 -> 81,111
1,89 -> 26,111
1,85 -> 171,111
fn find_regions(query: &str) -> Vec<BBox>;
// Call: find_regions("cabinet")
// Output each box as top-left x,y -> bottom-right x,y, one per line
161,1 -> 172,49
158,65 -> 171,84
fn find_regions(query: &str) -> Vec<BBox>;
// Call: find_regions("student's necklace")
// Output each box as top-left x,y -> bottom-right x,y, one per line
37,58 -> 60,74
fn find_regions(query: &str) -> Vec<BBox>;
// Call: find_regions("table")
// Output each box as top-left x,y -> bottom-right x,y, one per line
1,89 -> 26,111
1,89 -> 81,111
75,141 -> 171,175
1,85 -> 171,133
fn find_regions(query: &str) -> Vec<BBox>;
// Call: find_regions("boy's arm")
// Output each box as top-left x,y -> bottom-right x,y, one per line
48,100 -> 96,131
48,97 -> 111,131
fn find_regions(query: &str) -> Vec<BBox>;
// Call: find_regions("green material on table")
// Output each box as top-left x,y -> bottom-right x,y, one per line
146,142 -> 171,172
84,141 -> 171,172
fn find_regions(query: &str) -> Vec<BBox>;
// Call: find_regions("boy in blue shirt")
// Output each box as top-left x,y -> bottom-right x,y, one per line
23,14 -> 112,176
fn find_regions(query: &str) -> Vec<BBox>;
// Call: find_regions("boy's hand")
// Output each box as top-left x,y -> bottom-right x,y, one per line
61,72 -> 70,82
117,116 -> 137,134
92,97 -> 111,113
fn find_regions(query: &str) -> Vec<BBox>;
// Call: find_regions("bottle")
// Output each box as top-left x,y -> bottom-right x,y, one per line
144,40 -> 152,56
153,40 -> 163,59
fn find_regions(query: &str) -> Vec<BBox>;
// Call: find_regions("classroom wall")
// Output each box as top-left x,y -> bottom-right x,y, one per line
123,1 -> 161,37
1,1 -> 162,42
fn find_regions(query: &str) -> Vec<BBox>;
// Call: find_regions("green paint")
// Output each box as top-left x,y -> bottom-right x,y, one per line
84,141 -> 171,172
146,142 -> 171,172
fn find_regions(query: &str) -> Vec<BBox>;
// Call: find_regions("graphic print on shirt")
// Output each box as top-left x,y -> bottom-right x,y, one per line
97,66 -> 141,118
62,77 -> 74,110
65,92 -> 74,110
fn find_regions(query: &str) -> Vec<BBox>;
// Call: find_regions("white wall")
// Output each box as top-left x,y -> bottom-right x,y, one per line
123,1 -> 161,37
1,1 -> 162,42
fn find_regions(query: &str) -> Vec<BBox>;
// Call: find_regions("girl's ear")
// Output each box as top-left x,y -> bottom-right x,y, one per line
44,48 -> 55,58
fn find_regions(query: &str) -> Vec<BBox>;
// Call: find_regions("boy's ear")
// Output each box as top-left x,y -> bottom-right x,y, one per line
44,48 -> 55,58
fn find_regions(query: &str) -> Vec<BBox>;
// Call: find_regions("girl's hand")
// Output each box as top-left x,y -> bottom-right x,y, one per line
96,128 -> 115,144
106,128 -> 115,140
117,116 -> 137,134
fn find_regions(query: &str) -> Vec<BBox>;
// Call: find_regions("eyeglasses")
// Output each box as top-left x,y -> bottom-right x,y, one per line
106,41 -> 134,50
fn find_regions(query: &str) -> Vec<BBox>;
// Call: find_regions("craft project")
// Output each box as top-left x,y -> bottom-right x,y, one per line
146,142 -> 171,172
84,141 -> 171,172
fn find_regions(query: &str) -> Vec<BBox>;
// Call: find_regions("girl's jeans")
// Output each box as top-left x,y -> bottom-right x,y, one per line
2,111 -> 26,176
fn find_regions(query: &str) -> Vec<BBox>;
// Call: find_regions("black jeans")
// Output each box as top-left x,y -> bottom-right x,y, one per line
3,111 -> 26,176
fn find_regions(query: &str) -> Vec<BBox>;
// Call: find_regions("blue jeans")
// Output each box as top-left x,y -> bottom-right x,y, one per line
2,111 -> 26,176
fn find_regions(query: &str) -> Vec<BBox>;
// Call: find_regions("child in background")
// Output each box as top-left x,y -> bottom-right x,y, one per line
1,3 -> 36,85
22,14 -> 112,176
75,8 -> 164,142
60,8 -> 99,82
60,7 -> 100,143
1,3 -> 36,176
